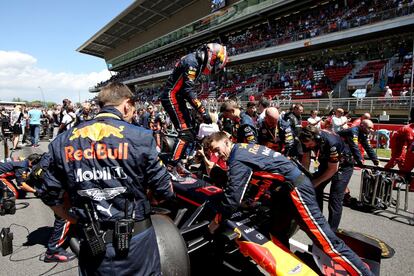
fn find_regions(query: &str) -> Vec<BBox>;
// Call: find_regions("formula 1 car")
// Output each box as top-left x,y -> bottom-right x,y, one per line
154,132 -> 387,275
67,172 -> 388,276
164,174 -> 385,276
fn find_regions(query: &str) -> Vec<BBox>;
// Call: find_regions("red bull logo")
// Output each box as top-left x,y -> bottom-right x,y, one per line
70,123 -> 124,141
65,143 -> 128,162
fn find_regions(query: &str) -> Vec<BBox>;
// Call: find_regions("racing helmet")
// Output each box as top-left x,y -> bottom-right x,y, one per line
200,43 -> 228,75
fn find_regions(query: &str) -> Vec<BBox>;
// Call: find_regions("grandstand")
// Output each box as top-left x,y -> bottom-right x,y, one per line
78,0 -> 414,120
0,101 -> 27,111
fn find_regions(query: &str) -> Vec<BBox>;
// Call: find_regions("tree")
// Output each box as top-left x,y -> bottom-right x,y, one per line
12,97 -> 27,103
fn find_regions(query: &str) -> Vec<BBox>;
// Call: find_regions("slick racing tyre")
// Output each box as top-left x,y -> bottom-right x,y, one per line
69,213 -> 191,276
69,236 -> 80,257
152,214 -> 191,276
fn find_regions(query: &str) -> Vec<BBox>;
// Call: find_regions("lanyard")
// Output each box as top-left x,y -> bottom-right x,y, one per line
265,124 -> 278,142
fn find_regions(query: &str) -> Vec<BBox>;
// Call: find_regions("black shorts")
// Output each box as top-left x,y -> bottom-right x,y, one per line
12,124 -> 22,135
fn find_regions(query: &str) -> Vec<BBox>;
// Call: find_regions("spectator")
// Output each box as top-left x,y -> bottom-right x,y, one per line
0,107 -> 10,140
316,89 -> 323,97
307,110 -> 322,129
332,108 -> 348,133
10,105 -> 23,150
21,106 -> 29,145
75,102 -> 94,126
387,68 -> 394,84
50,105 -> 61,141
400,87 -> 408,105
383,86 -> 393,108
58,104 -> 76,133
28,104 -> 42,147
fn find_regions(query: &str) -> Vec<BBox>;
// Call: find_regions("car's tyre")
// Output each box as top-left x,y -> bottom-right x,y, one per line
69,214 -> 191,276
69,236 -> 80,256
152,214 -> 191,276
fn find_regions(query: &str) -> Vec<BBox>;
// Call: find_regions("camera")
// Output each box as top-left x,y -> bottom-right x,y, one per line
0,187 -> 16,216
0,120 -> 12,140
0,227 -> 13,256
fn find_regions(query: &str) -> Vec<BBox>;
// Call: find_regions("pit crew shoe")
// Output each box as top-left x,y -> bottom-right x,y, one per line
44,250 -> 76,263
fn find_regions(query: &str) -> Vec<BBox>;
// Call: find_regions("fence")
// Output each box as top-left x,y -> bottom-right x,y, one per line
240,96 -> 412,116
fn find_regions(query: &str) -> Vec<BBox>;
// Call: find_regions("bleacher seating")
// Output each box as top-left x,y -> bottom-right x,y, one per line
355,60 -> 387,81
324,64 -> 353,83
262,63 -> 353,100
386,59 -> 412,95
387,83 -> 406,96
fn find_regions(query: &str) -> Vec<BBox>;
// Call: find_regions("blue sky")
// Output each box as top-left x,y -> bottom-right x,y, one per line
0,0 -> 134,103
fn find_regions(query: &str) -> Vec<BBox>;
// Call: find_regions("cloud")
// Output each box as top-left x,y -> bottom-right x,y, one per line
0,50 -> 111,103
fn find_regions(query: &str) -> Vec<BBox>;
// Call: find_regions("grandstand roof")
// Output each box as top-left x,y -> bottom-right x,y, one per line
77,0 -> 197,58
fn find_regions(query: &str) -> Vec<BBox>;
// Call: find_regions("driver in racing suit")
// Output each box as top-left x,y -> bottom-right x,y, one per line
204,132 -> 374,276
41,83 -> 174,275
161,43 -> 228,164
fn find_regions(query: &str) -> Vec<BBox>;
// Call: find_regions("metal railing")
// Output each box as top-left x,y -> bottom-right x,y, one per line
239,96 -> 412,115
143,95 -> 412,116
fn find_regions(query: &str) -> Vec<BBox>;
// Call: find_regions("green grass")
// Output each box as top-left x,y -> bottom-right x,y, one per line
374,148 -> 391,159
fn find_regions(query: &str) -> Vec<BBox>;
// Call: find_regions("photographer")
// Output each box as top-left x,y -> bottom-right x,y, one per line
0,106 -> 11,141
0,154 -> 42,200
75,102 -> 94,127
